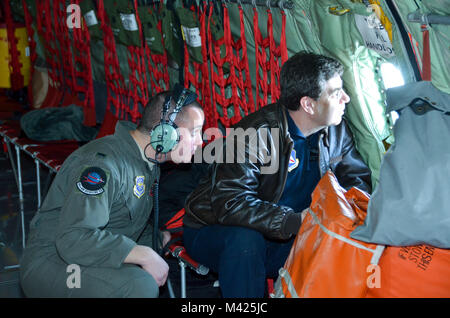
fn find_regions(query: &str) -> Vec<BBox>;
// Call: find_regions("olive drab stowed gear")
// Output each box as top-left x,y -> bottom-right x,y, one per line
103,0 -> 141,47
161,4 -> 183,67
176,6 -> 203,64
80,0 -> 103,41
138,5 -> 165,55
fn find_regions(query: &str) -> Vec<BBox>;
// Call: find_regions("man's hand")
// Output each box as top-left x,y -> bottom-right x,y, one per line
161,230 -> 172,256
124,245 -> 169,287
161,230 -> 171,249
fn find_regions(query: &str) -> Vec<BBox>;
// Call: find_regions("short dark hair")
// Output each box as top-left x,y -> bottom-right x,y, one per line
137,90 -> 203,134
279,52 -> 344,110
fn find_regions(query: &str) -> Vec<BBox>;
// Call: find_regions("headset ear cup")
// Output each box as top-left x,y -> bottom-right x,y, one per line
150,122 -> 180,154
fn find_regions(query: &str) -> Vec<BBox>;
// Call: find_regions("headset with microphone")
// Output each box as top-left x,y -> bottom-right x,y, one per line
149,83 -> 198,156
146,84 -> 198,259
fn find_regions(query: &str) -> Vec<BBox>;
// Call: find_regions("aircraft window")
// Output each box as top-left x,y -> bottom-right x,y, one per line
380,62 -> 404,89
380,62 -> 404,125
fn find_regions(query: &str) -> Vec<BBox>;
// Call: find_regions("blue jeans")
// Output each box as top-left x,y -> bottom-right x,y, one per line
183,224 -> 295,298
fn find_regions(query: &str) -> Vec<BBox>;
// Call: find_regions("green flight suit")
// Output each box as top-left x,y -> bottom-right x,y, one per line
20,121 -> 161,297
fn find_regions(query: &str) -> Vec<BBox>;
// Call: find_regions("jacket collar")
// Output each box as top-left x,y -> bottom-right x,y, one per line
278,103 -> 329,145
114,121 -> 156,171
114,121 -> 143,160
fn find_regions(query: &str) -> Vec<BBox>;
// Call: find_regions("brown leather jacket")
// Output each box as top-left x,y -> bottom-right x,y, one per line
184,103 -> 372,240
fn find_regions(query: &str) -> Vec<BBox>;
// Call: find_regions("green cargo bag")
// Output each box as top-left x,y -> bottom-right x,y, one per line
209,3 -> 230,74
138,5 -> 164,55
20,105 -> 98,142
160,5 -> 182,67
176,6 -> 203,64
80,0 -> 103,40
104,0 -> 141,47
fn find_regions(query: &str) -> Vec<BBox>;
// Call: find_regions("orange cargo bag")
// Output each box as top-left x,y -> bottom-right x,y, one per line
367,244 -> 450,298
273,171 -> 385,298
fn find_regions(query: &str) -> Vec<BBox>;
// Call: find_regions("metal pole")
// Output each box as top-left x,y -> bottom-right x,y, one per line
15,145 -> 25,249
35,159 -> 41,209
5,140 -> 19,191
180,261 -> 186,298
166,277 -> 175,298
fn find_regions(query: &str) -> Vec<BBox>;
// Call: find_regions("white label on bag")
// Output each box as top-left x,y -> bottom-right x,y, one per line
181,26 -> 202,47
84,10 -> 98,27
355,14 -> 394,58
120,13 -> 138,31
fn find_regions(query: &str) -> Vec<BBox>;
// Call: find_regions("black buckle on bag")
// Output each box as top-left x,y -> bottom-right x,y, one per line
409,97 -> 440,115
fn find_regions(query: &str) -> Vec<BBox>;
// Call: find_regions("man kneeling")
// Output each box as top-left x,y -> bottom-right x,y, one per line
20,85 -> 204,297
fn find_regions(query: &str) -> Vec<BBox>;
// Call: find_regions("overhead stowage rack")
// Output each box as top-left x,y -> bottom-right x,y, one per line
224,0 -> 294,10
407,11 -> 450,25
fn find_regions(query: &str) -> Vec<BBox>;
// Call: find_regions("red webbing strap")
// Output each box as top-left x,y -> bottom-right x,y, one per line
164,208 -> 186,231
145,45 -> 169,94
199,4 -> 212,130
208,4 -> 231,128
208,3 -> 255,129
54,0 -> 76,96
134,0 -> 148,97
268,9 -> 287,102
126,0 -> 148,123
183,4 -> 212,129
97,0 -> 127,119
228,6 -> 245,125
22,0 -> 38,102
421,24 -> 431,81
183,5 -> 200,92
253,7 -> 269,110
3,0 -> 24,91
72,0 -> 96,126
127,44 -> 147,123
238,5 -> 256,116
149,15 -> 170,93
142,3 -> 169,96
253,7 -> 288,109
198,4 -> 212,129
153,9 -> 170,91
407,32 -> 423,78
219,4 -> 235,127
205,6 -> 219,129
36,0 -> 62,91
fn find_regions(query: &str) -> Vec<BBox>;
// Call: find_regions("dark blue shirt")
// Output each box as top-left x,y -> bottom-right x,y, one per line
277,110 -> 321,212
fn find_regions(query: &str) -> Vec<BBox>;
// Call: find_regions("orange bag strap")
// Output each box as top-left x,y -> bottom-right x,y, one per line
307,208 -> 385,264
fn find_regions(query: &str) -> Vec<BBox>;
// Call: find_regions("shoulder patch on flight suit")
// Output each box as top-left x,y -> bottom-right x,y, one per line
77,167 -> 108,195
133,176 -> 145,198
288,149 -> 299,172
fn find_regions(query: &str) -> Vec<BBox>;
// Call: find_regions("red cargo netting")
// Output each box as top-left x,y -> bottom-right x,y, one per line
143,4 -> 170,96
97,0 -> 127,119
125,0 -> 149,123
183,4 -> 212,129
253,7 -> 288,109
208,3 -> 255,129
35,1 -> 63,90
72,0 -> 96,126
53,0 -> 76,97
